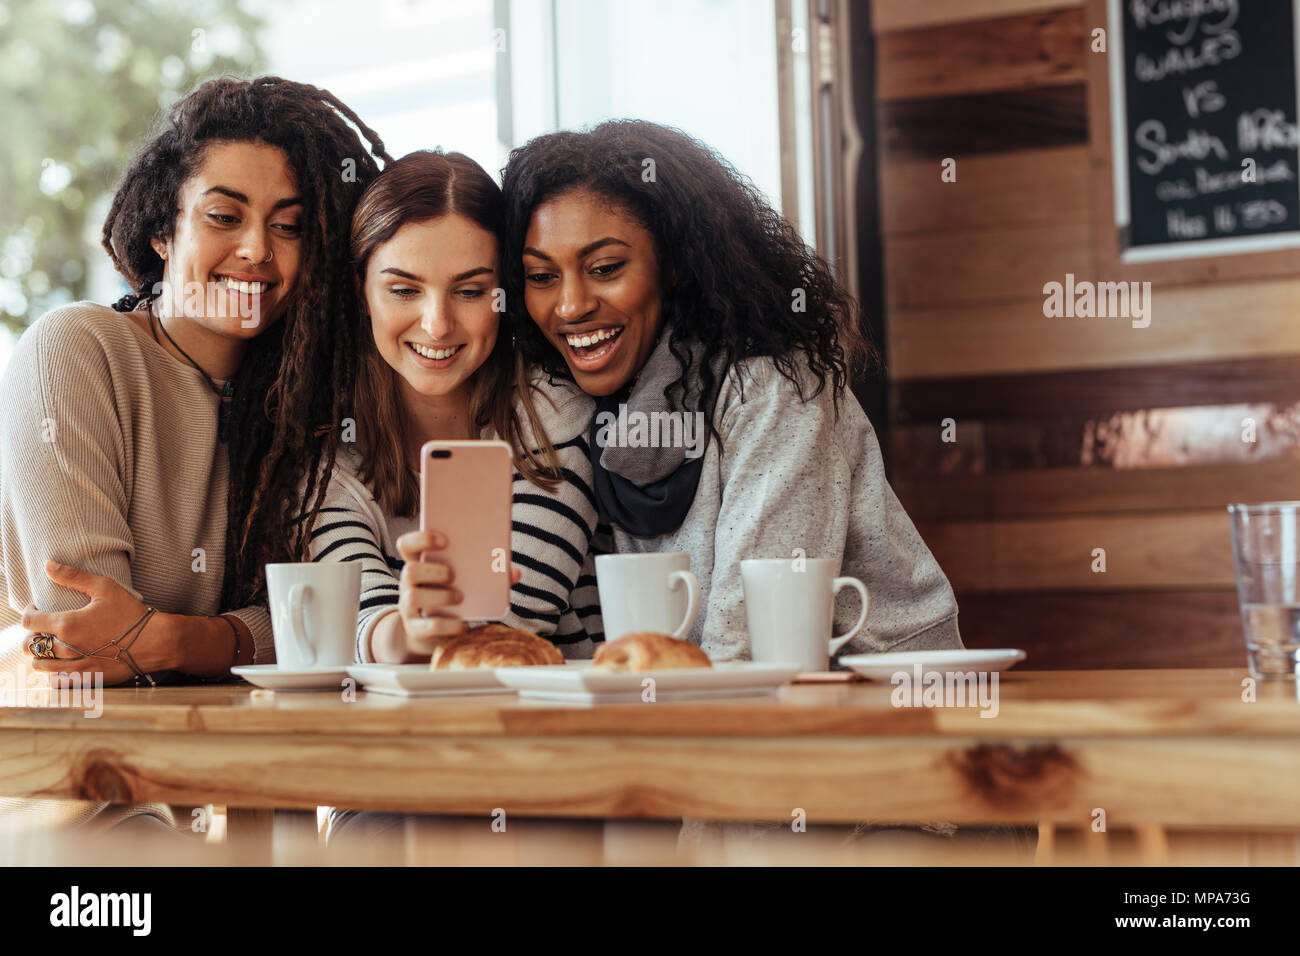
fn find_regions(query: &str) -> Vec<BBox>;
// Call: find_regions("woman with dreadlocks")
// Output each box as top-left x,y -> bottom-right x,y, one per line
0,75 -> 389,830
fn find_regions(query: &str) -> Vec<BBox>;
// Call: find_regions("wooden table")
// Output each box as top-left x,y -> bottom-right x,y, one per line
1,668 -> 1298,831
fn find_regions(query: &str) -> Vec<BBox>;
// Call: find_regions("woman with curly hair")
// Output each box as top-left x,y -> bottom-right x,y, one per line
501,120 -> 961,660
0,75 -> 389,830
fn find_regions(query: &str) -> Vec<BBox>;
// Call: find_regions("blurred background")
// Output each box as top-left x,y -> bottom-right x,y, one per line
0,0 -> 815,361
5,0 -> 1300,672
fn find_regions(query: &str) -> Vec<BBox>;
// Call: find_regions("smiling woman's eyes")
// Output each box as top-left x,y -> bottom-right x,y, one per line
525,269 -> 557,284
456,288 -> 487,299
387,286 -> 419,299
205,211 -> 301,237
591,261 -> 624,277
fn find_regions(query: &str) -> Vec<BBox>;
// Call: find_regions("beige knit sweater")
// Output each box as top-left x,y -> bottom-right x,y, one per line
0,301 -> 274,830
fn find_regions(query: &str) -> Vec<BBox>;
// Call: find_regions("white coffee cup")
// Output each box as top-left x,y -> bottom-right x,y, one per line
265,562 -> 362,668
740,558 -> 869,672
596,553 -> 702,642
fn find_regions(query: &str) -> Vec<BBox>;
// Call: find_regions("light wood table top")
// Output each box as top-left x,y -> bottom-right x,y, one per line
2,668 -> 1297,827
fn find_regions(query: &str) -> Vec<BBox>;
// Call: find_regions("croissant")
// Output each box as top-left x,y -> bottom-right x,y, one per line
429,623 -> 564,670
591,632 -> 712,671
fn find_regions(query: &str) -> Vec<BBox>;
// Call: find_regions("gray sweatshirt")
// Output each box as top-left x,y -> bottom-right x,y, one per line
608,354 -> 962,660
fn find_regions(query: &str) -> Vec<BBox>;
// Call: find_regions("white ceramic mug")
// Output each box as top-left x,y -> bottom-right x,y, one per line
740,558 -> 869,672
265,562 -> 362,668
596,553 -> 702,642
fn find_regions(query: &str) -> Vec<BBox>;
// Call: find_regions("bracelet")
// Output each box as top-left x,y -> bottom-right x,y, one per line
218,614 -> 243,673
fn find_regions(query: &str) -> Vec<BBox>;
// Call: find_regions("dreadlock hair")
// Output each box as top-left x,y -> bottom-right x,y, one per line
349,149 -> 564,520
101,74 -> 392,615
500,119 -> 875,445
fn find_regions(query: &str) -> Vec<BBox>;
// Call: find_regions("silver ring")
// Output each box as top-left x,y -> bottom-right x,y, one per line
261,249 -> 273,263
28,633 -> 57,659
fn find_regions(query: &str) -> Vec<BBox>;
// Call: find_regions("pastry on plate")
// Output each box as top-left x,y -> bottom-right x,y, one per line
591,632 -> 712,671
429,623 -> 564,670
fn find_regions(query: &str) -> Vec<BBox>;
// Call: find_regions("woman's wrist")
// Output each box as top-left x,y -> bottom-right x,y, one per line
371,609 -> 416,664
155,611 -> 245,676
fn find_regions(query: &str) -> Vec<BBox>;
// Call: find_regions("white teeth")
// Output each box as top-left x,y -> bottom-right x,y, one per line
217,276 -> 266,294
565,328 -> 620,348
410,342 -> 461,361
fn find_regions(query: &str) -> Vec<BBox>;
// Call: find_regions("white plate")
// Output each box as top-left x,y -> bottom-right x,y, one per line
838,649 -> 1026,682
231,664 -> 352,691
347,664 -> 514,698
494,661 -> 800,703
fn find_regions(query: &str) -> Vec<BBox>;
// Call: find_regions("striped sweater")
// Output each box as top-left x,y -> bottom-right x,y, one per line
303,376 -> 604,659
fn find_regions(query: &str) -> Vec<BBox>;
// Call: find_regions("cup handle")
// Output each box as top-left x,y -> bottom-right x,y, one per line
828,577 -> 869,657
288,583 -> 315,666
667,570 -> 702,640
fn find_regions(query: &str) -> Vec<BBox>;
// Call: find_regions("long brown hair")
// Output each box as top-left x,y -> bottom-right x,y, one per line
350,149 -> 562,517
102,75 -> 391,612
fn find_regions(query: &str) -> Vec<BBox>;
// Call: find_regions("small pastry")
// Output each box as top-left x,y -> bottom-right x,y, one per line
591,632 -> 712,671
429,623 -> 564,669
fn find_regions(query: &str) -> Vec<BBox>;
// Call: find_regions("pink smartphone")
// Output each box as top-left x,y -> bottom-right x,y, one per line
419,439 -> 513,620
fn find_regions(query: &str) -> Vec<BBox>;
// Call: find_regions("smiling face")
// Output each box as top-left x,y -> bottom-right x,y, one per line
522,189 -> 665,396
364,214 -> 499,406
151,140 -> 302,335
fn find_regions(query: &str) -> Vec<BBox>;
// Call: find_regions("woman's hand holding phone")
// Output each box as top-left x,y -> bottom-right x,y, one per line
384,530 -> 524,662
394,530 -> 467,657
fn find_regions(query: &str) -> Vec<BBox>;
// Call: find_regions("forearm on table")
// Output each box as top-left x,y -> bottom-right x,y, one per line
155,611 -> 251,676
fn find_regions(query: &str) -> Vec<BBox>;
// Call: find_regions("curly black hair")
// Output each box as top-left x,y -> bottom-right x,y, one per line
101,75 -> 392,615
500,119 -> 874,437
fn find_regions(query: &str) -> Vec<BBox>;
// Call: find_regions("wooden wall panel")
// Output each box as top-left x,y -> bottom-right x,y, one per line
896,460 -> 1300,522
892,357 -> 1300,424
885,220 -> 1092,308
879,84 -> 1087,158
921,512 -> 1234,593
889,279 -> 1300,379
957,591 -> 1246,669
872,0 -> 1081,34
876,8 -> 1084,100
880,146 -> 1090,236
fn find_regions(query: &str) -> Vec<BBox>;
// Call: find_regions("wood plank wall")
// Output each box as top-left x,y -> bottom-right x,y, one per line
869,0 -> 1300,669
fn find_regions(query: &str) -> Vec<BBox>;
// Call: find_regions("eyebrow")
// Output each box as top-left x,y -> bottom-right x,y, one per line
523,237 -> 630,260
379,266 -> 494,282
202,186 -> 302,211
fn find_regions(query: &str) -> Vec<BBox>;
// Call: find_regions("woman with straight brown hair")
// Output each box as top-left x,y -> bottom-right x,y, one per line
301,149 -> 602,667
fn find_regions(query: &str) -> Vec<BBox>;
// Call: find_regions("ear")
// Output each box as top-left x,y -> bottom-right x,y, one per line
150,237 -> 168,261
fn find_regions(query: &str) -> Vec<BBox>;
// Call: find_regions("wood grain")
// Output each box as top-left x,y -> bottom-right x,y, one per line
877,8 -> 1085,101
5,726 -> 1300,826
892,357 -> 1300,423
920,510 -> 1234,591
957,591 -> 1245,669
880,146 -> 1090,237
879,84 -> 1087,159
885,219 -> 1092,308
872,0 -> 1081,33
889,278 -> 1300,379
895,460 -> 1300,520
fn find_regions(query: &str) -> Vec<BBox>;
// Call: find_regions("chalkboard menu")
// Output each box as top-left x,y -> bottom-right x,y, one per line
1112,0 -> 1300,256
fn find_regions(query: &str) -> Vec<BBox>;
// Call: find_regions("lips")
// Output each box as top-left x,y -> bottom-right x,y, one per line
560,324 -> 625,371
213,274 -> 273,295
406,341 -> 465,363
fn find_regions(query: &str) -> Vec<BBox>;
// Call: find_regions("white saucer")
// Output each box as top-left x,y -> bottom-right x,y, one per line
838,649 -> 1026,682
494,661 -> 799,703
231,664 -> 353,691
347,664 -> 513,697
